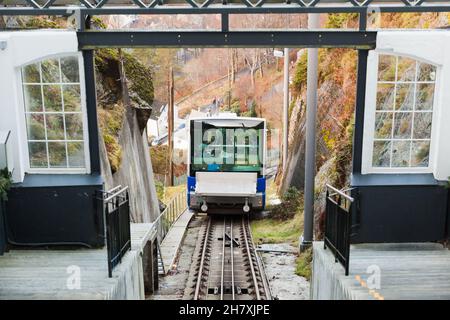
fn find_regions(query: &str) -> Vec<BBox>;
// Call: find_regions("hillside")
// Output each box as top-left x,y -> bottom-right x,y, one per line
283,12 -> 450,237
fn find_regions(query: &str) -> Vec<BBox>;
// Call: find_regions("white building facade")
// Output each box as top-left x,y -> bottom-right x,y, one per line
362,30 -> 450,181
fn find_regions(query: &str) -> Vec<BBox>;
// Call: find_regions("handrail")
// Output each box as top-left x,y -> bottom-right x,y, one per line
154,190 -> 187,243
97,186 -> 132,278
326,184 -> 354,203
104,186 -> 129,202
153,195 -> 176,225
102,185 -> 123,196
324,184 -> 356,276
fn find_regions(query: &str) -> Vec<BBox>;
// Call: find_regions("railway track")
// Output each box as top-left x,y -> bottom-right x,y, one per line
186,215 -> 271,300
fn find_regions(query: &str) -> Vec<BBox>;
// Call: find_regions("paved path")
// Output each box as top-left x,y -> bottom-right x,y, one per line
160,210 -> 195,274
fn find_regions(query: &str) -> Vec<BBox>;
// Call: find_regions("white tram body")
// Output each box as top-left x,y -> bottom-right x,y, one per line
186,116 -> 267,214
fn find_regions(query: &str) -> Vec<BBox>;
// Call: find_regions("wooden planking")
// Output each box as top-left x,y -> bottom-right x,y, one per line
314,242 -> 450,300
0,223 -> 153,300
0,248 -> 127,299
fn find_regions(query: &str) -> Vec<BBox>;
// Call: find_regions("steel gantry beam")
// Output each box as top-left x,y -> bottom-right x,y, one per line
1,0 -> 450,14
0,0 -> 450,9
2,6 -> 450,16
76,30 -> 376,48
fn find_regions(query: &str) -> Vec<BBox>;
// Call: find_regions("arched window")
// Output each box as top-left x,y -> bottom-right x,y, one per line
371,54 -> 436,169
21,55 -> 88,171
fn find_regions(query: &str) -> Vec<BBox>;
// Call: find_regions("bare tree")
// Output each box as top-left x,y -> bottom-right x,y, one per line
243,49 -> 264,88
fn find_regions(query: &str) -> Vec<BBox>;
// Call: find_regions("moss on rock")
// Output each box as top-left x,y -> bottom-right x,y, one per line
98,105 -> 125,173
25,17 -> 64,29
123,52 -> 154,107
291,51 -> 307,98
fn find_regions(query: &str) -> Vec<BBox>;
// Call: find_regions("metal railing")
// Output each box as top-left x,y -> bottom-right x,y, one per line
99,185 -> 131,278
324,184 -> 355,276
154,191 -> 187,242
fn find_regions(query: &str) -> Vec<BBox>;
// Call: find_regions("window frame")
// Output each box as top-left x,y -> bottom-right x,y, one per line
17,53 -> 91,174
362,51 -> 441,175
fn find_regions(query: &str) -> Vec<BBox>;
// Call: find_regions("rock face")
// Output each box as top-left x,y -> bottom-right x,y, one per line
100,113 -> 160,223
97,49 -> 160,223
279,99 -> 306,194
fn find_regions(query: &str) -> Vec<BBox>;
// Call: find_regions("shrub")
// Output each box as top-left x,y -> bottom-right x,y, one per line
295,247 -> 312,280
0,168 -> 12,201
103,133 -> 122,173
291,52 -> 307,97
269,187 -> 302,220
155,180 -> 165,200
150,145 -> 169,175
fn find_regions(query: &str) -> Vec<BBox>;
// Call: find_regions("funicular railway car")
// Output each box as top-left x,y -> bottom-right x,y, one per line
187,116 -> 266,214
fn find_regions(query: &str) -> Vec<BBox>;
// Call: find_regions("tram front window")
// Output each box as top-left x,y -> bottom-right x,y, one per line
190,119 -> 264,176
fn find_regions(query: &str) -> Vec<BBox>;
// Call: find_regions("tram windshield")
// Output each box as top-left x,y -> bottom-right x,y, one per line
190,118 -> 265,176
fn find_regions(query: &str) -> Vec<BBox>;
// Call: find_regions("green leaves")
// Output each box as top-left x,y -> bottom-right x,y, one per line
0,168 -> 12,202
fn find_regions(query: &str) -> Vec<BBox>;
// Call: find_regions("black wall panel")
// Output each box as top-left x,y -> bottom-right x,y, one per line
351,185 -> 448,243
0,200 -> 6,255
4,175 -> 104,247
447,189 -> 450,239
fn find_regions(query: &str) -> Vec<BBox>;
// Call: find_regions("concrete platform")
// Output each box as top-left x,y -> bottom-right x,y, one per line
160,210 -> 194,274
131,223 -> 157,250
311,241 -> 450,300
0,223 -> 155,300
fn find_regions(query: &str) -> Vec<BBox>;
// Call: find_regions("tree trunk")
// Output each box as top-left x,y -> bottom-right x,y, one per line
231,48 -> 237,83
233,49 -> 238,82
258,51 -> 264,79
250,68 -> 255,88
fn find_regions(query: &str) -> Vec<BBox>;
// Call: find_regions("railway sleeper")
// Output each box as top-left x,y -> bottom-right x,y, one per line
207,286 -> 250,296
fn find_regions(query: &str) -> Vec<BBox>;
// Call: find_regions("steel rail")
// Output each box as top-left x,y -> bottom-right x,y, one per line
191,216 -> 267,300
193,217 -> 211,300
254,250 -> 272,300
220,217 -> 226,300
241,216 -> 261,300
230,219 -> 235,300
249,221 -> 272,300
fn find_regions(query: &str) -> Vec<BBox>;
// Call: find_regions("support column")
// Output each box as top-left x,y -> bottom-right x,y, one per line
143,241 -> 154,295
152,240 -> 159,291
168,67 -> 174,186
301,13 -> 320,250
352,51 -> 369,174
352,13 -> 369,174
82,50 -> 101,174
282,48 -> 289,172
221,13 -> 229,32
